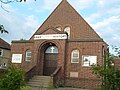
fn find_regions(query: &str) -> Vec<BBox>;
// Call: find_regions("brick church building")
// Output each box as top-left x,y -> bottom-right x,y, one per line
11,0 -> 108,89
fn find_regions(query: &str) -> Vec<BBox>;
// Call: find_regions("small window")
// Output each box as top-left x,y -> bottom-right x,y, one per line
26,50 -> 32,61
64,27 -> 70,39
71,50 -> 79,63
82,55 -> 97,66
0,49 -> 3,56
56,27 -> 61,31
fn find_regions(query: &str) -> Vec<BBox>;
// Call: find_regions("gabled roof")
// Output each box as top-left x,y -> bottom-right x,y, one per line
30,0 -> 103,40
0,38 -> 10,50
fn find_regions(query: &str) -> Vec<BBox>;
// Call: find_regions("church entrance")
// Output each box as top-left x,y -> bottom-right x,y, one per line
43,44 -> 58,76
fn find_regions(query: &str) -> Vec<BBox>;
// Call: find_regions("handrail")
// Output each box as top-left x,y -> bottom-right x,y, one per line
25,65 -> 36,81
51,66 -> 62,86
51,66 -> 61,77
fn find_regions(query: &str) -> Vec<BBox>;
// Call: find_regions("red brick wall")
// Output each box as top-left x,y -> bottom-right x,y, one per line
30,0 -> 100,40
65,78 -> 101,89
65,42 -> 103,77
11,28 -> 107,89
11,42 -> 35,72
64,41 -> 105,89
113,58 -> 120,69
11,35 -> 107,89
10,0 -> 108,89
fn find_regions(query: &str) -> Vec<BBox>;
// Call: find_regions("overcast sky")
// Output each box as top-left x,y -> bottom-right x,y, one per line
0,0 -> 120,54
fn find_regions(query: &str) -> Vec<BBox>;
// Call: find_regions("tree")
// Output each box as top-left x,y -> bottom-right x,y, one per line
0,64 -> 26,90
92,52 -> 120,90
112,46 -> 120,57
0,24 -> 8,34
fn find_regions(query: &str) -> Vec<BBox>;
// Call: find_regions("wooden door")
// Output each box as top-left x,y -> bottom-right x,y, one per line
43,46 -> 58,76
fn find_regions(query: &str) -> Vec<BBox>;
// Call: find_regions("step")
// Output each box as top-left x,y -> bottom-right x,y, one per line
27,83 -> 49,88
29,79 -> 52,83
28,81 -> 50,85
27,75 -> 53,88
33,76 -> 52,79
27,82 -> 52,88
31,77 -> 52,81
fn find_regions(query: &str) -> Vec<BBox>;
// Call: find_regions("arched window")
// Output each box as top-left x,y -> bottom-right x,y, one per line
45,46 -> 58,53
64,26 -> 70,39
71,50 -> 79,63
26,50 -> 32,61
56,27 -> 61,31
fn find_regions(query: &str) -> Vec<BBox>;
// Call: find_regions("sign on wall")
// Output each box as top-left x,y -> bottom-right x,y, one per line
70,72 -> 78,78
82,55 -> 97,66
12,54 -> 22,63
34,34 -> 67,40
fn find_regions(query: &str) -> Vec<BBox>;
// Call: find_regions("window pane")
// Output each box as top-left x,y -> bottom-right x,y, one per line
26,57 -> 31,60
45,46 -> 58,53
72,58 -> 79,63
73,53 -> 78,57
27,52 -> 32,56
26,50 -> 32,61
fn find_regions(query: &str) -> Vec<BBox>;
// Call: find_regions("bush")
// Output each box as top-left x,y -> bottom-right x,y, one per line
92,53 -> 120,90
0,65 -> 26,90
20,87 -> 32,90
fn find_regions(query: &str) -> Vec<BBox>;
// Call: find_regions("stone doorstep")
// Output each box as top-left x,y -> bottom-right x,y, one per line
27,86 -> 91,90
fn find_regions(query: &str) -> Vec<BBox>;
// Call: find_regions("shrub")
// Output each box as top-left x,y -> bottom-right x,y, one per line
0,65 -> 26,90
20,87 -> 32,90
92,53 -> 120,90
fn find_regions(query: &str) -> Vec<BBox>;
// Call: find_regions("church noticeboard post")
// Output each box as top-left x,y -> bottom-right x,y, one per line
12,54 -> 22,63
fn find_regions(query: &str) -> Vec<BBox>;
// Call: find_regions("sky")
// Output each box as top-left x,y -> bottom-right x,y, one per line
0,0 -> 120,54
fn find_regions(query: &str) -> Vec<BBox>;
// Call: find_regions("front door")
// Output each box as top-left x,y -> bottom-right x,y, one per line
43,46 -> 58,76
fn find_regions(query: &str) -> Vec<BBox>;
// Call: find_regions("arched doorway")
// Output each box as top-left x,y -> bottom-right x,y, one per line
43,43 -> 58,76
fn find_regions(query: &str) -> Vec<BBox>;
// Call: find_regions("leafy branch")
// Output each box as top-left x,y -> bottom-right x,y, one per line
0,24 -> 8,34
0,0 -> 36,12
112,45 -> 120,57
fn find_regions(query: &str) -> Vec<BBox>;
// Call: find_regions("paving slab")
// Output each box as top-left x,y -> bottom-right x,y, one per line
54,88 -> 90,90
27,86 -> 91,90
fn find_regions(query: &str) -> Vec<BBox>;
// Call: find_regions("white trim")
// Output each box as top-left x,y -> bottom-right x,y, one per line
12,54 -> 22,63
26,51 -> 32,61
71,50 -> 79,63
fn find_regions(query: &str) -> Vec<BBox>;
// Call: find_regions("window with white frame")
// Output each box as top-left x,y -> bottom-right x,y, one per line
0,49 -> 3,56
82,55 -> 97,66
26,50 -> 32,61
64,26 -> 70,39
71,50 -> 79,63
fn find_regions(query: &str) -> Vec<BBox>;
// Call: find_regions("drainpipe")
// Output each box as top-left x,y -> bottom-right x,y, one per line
64,34 -> 68,86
